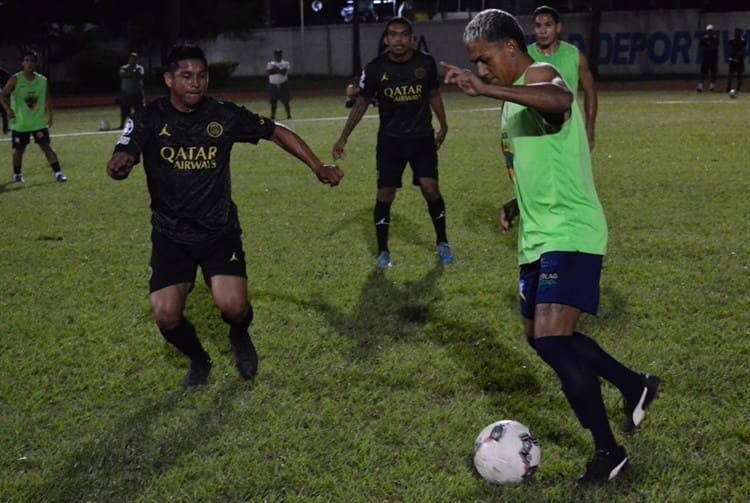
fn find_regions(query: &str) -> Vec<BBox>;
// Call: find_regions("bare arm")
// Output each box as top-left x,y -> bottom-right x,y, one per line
270,123 -> 343,186
0,75 -> 17,118
107,152 -> 136,180
45,83 -> 53,127
332,95 -> 369,160
578,53 -> 598,150
441,62 -> 573,115
428,89 -> 448,149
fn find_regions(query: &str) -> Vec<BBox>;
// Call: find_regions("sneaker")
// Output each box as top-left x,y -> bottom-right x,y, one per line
55,172 -> 67,183
578,446 -> 628,483
14,174 -> 24,183
623,373 -> 660,432
230,334 -> 259,381
375,251 -> 392,269
182,356 -> 212,388
436,242 -> 454,264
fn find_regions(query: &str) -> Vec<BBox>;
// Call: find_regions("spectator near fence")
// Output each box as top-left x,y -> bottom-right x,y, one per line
266,49 -> 291,120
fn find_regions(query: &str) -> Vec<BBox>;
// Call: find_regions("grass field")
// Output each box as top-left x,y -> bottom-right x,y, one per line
1,88 -> 749,502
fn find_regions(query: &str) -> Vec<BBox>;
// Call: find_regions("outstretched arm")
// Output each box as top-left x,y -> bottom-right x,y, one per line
0,75 -> 17,118
441,61 -> 573,115
332,96 -> 369,160
271,123 -> 343,186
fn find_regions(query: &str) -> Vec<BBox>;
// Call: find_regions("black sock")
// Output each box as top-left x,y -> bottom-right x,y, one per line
13,165 -> 22,175
427,197 -> 448,244
374,199 -> 391,253
50,162 -> 61,174
535,336 -> 618,451
159,318 -> 210,362
572,332 -> 642,399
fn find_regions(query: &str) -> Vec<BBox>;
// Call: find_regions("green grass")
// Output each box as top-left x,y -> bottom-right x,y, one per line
1,89 -> 749,501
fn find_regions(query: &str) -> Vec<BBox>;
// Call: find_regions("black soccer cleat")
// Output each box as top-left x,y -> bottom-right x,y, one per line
182,356 -> 212,389
578,446 -> 629,483
231,334 -> 258,381
623,373 -> 661,432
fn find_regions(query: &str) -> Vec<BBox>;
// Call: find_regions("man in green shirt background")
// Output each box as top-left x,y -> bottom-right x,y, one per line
528,5 -> 598,150
0,50 -> 67,183
117,52 -> 145,130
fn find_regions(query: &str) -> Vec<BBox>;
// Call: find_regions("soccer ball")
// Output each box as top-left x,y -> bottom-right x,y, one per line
729,89 -> 738,99
473,419 -> 541,485
98,119 -> 111,131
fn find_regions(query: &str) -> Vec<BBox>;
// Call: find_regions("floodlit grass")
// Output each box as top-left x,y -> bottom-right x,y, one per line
1,89 -> 748,501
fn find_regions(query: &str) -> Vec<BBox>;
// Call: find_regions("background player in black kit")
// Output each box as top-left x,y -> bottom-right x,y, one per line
106,45 -> 343,389
332,17 -> 451,269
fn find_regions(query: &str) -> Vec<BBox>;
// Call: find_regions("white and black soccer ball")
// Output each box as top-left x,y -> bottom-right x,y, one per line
98,119 -> 110,131
729,89 -> 738,99
473,419 -> 541,485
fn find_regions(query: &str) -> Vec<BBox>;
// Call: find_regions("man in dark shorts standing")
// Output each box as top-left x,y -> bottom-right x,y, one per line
106,45 -> 343,389
266,49 -> 291,120
333,16 -> 451,269
697,24 -> 719,92
726,27 -> 747,97
443,9 -> 660,483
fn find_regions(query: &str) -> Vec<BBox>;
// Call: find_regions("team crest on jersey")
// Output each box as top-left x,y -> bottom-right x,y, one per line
24,94 -> 39,110
206,121 -> 223,138
414,67 -> 426,79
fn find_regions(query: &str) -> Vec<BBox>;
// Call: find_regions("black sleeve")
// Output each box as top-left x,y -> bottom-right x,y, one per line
233,105 -> 276,144
112,105 -> 152,164
358,61 -> 379,99
427,56 -> 440,91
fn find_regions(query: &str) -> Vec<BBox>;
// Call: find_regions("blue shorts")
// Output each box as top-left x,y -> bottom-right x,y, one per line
519,252 -> 603,319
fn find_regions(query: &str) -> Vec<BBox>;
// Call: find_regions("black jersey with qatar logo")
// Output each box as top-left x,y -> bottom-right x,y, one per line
358,50 -> 439,138
114,96 -> 275,244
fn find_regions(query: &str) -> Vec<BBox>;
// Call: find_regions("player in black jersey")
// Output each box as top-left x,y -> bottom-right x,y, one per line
106,45 -> 343,389
332,17 -> 451,269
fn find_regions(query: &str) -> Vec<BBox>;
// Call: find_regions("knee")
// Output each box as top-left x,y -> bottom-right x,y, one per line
151,299 -> 183,331
222,302 -> 254,328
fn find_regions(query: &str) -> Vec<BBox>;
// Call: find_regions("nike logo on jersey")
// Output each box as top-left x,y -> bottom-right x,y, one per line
159,124 -> 171,137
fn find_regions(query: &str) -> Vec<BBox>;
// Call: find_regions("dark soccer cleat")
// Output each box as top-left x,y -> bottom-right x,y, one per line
182,356 -> 212,388
578,446 -> 628,483
14,174 -> 24,183
231,334 -> 258,381
375,251 -> 392,269
55,172 -> 68,183
623,373 -> 661,432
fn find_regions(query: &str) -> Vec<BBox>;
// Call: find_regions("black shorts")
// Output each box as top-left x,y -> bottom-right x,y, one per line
149,229 -> 247,293
376,133 -> 438,188
268,82 -> 290,105
729,60 -> 744,74
12,129 -> 50,151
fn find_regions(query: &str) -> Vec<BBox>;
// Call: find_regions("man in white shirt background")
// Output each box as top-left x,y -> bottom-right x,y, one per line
266,49 -> 291,120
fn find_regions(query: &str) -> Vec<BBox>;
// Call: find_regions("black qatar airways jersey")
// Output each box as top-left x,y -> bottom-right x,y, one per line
114,96 -> 275,244
358,50 -> 440,138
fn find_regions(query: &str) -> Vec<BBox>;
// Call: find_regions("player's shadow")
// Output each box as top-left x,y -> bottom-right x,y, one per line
31,382 -> 243,501
310,265 -> 444,361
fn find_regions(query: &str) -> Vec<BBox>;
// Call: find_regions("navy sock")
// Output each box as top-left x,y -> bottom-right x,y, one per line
159,318 -> 209,362
427,197 -> 447,244
572,332 -> 642,399
374,199 -> 391,253
535,336 -> 618,451
50,162 -> 61,173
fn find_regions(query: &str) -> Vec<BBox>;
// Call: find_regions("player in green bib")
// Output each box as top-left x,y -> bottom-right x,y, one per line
528,5 -> 597,150
0,50 -> 67,183
442,9 -> 659,483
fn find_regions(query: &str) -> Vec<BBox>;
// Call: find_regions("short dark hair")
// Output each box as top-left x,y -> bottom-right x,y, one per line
21,50 -> 38,62
463,9 -> 527,53
386,16 -> 413,35
532,5 -> 560,23
165,45 -> 207,73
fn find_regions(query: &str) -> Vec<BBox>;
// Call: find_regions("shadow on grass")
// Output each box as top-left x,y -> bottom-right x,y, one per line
31,382 -> 244,501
